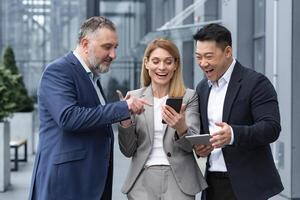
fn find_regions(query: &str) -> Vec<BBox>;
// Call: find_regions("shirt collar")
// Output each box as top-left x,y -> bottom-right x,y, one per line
207,58 -> 236,87
73,51 -> 101,82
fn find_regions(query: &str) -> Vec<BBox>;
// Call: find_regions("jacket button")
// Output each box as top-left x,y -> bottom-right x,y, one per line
167,152 -> 171,157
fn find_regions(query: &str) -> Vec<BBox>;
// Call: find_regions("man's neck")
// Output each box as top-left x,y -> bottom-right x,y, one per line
74,46 -> 89,66
74,46 -> 98,75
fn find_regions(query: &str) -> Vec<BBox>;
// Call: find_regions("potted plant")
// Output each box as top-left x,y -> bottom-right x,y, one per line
0,63 -> 18,191
2,46 -> 36,155
3,46 -> 34,112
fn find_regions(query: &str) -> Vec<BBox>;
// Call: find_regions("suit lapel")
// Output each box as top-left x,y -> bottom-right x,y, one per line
201,83 -> 211,134
66,52 -> 88,79
141,86 -> 155,143
222,62 -> 243,122
65,52 -> 100,104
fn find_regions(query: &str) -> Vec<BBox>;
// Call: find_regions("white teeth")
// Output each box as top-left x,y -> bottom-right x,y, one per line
156,73 -> 167,76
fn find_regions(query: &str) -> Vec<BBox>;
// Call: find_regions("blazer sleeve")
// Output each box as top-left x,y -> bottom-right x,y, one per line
39,62 -> 131,132
231,74 -> 281,146
117,90 -> 139,157
174,90 -> 201,152
118,122 -> 137,157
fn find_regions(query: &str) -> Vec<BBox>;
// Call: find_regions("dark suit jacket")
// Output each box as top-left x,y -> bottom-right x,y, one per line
28,52 -> 131,200
197,61 -> 283,200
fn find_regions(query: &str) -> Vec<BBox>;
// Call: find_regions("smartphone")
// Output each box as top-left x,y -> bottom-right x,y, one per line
162,97 -> 183,124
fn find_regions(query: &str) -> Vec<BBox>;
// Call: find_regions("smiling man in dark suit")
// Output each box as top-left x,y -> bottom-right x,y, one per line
194,23 -> 283,200
28,16 -> 149,200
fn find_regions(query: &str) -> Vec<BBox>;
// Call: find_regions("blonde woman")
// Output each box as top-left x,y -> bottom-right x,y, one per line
118,38 -> 207,200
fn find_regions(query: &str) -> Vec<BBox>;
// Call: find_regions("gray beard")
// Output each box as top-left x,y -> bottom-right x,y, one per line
88,55 -> 110,74
93,64 -> 110,74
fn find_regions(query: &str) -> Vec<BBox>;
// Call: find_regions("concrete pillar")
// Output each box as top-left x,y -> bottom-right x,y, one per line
0,121 -> 11,192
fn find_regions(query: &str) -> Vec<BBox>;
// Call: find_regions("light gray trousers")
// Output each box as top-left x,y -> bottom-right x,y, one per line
127,165 -> 195,200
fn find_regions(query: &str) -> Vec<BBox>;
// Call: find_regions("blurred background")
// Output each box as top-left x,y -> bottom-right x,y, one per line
0,0 -> 299,199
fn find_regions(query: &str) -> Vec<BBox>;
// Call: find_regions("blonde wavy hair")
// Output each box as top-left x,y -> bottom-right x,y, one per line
140,38 -> 186,97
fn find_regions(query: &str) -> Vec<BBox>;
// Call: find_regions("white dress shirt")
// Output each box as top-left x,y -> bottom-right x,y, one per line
73,51 -> 106,105
145,95 -> 170,166
208,59 -> 236,172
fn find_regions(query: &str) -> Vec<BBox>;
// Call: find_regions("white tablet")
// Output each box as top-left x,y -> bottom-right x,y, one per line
185,134 -> 211,145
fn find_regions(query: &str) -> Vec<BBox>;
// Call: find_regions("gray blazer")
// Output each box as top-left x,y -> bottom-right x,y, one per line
118,87 -> 207,195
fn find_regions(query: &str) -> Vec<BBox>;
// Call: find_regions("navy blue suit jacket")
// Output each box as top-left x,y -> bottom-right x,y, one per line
197,61 -> 283,200
29,52 -> 130,200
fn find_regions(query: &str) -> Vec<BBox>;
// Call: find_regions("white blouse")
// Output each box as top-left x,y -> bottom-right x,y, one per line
145,95 -> 170,166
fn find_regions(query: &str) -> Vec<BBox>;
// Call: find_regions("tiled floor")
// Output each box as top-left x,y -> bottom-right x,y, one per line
0,155 -> 33,200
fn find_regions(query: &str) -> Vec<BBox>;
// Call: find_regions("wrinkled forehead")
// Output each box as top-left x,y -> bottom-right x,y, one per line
89,28 -> 118,45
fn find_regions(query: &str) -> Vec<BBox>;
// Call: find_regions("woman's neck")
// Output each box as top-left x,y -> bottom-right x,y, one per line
151,84 -> 169,98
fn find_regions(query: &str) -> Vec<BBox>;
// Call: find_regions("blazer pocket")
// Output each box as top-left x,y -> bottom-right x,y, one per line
53,149 -> 87,165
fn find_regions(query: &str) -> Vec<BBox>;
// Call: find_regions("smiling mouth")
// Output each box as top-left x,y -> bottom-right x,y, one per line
104,58 -> 112,63
103,61 -> 112,66
205,69 -> 214,75
155,72 -> 168,78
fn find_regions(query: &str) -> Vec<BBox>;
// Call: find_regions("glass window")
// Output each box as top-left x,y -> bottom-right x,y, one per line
1,0 -> 87,95
254,0 -> 265,34
254,37 -> 265,74
204,0 -> 220,21
253,0 -> 265,74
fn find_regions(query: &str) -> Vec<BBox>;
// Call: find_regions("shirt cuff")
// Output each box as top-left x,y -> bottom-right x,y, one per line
229,126 -> 234,145
120,114 -> 135,128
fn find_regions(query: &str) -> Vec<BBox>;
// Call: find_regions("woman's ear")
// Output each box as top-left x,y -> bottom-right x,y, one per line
144,58 -> 149,69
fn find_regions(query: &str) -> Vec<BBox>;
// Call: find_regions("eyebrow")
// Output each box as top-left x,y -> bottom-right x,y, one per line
195,52 -> 213,56
101,43 -> 119,47
151,56 -> 174,59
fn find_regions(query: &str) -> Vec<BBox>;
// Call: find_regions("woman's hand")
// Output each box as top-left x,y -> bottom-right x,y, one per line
162,104 -> 188,136
194,144 -> 214,157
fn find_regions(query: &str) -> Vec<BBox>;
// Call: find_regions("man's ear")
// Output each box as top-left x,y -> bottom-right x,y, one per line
80,38 -> 89,53
225,46 -> 232,58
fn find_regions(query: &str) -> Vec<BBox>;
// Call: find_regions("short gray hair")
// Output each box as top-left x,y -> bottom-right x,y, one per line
77,16 -> 116,44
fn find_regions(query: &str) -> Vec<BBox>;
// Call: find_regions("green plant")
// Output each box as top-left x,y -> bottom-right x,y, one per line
0,64 -> 19,121
3,46 -> 19,74
2,46 -> 34,112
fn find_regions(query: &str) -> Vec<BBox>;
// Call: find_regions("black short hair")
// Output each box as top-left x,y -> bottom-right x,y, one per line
193,23 -> 232,50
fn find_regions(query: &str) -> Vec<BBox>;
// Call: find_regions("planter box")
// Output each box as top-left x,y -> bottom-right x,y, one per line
0,121 -> 11,192
9,112 -> 36,155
